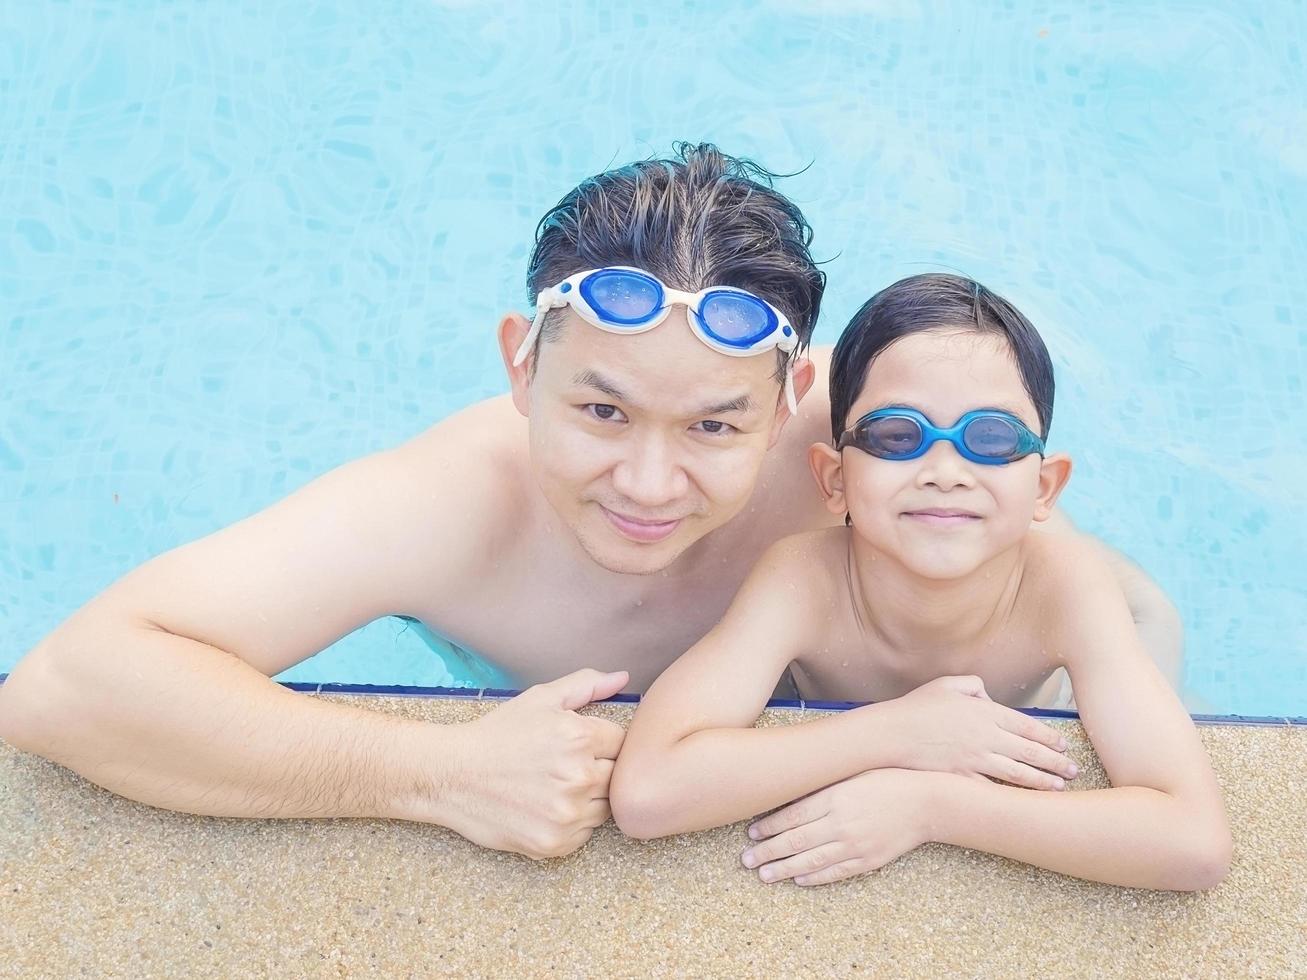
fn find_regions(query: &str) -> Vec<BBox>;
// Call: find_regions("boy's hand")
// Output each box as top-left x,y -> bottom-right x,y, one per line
876,675 -> 1078,790
741,768 -> 936,885
425,668 -> 628,860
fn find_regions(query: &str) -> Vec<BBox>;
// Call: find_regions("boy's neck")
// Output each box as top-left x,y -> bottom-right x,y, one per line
846,534 -> 1027,657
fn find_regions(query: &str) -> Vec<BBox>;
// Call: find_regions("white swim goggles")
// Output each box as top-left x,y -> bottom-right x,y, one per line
513,266 -> 800,413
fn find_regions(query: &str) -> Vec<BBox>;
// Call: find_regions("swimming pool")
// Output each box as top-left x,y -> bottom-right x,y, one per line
3,2 -> 1304,714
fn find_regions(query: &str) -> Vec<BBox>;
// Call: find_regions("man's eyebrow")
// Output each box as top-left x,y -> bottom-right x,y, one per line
572,370 -> 630,403
695,393 -> 754,416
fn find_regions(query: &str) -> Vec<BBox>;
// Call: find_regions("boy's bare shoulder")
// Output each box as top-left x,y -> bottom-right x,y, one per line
1020,527 -> 1128,634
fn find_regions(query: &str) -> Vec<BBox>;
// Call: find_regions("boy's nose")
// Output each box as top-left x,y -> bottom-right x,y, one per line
611,434 -> 690,509
914,440 -> 976,491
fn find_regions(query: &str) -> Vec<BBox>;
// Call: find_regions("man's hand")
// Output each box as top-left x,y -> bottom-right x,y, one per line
875,675 -> 1078,790
421,668 -> 628,860
741,768 -> 935,885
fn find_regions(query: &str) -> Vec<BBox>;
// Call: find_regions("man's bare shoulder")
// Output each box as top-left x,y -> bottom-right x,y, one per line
388,394 -> 532,567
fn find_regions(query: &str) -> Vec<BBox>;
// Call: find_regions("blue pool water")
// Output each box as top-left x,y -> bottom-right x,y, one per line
2,2 -> 1304,714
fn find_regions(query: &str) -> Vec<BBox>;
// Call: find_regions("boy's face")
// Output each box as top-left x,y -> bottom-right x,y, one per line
507,308 -> 794,575
819,328 -> 1068,580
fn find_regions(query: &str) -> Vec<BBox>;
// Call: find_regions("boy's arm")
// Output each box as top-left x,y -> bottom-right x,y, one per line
611,538 -> 1075,840
0,407 -> 626,859
743,545 -> 1230,890
1040,508 -> 1184,690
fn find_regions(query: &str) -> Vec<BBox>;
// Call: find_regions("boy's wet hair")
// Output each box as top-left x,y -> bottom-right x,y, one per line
829,273 -> 1055,441
525,142 -> 826,377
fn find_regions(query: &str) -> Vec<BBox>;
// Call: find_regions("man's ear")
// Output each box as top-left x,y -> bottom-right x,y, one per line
1032,452 -> 1073,522
767,356 -> 818,448
497,312 -> 533,417
808,441 -> 848,518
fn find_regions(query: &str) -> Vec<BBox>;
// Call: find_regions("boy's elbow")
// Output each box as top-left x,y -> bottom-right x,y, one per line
1166,821 -> 1233,891
609,765 -> 679,841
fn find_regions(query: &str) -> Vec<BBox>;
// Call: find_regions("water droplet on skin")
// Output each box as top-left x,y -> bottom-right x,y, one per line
841,660 -> 849,668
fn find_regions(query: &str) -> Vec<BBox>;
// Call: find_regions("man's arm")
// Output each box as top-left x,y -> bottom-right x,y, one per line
0,406 -> 625,858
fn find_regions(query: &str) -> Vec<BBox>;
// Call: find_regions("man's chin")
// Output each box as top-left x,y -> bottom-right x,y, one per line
574,525 -> 691,576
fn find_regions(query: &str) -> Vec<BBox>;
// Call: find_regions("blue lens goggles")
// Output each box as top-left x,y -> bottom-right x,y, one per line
513,266 -> 800,412
837,407 -> 1045,465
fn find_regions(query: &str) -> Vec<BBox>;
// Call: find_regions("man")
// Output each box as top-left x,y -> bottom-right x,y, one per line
0,144 -> 1180,860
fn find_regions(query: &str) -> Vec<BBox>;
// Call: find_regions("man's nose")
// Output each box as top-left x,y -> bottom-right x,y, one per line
611,433 -> 689,508
914,439 -> 976,492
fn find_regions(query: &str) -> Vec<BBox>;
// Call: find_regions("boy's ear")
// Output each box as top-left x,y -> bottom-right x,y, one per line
1032,452 -> 1073,522
766,356 -> 817,449
808,442 -> 849,518
497,312 -> 533,417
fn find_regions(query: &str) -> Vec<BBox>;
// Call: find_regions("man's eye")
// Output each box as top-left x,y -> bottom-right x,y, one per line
696,419 -> 735,436
586,403 -> 624,422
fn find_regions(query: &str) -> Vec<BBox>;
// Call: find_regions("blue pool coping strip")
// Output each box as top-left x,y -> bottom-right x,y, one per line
0,674 -> 1303,726
278,680 -> 1306,727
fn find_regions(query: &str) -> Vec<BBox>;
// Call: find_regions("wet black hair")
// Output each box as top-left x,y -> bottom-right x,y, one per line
829,273 -> 1055,441
525,142 -> 826,379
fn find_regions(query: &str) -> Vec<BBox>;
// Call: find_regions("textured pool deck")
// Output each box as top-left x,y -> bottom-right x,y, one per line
2,694 -> 1304,978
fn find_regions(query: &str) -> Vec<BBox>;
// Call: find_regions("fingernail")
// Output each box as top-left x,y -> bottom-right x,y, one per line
748,825 -> 760,840
1058,738 -> 1068,751
1054,777 -> 1065,790
741,850 -> 757,869
759,868 -> 774,882
1068,762 -> 1078,777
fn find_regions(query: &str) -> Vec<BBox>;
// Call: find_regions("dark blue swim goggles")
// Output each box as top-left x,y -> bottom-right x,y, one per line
513,266 -> 800,412
837,407 -> 1045,465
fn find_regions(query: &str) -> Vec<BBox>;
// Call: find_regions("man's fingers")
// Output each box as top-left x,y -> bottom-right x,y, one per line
583,716 -> 626,760
997,709 -> 1068,752
540,668 -> 630,712
582,797 -> 612,828
587,758 -> 615,798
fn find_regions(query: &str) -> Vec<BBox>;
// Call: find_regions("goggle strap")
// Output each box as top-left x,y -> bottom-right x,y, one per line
512,295 -> 557,366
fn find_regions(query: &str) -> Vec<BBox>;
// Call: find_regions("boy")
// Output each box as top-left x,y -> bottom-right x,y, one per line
611,274 -> 1230,891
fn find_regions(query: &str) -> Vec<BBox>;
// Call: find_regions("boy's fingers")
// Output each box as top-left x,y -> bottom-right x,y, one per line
998,710 -> 1068,752
742,820 -> 833,868
753,842 -> 846,884
794,858 -> 869,887
1000,734 -> 1078,781
988,755 -> 1067,791
748,794 -> 828,841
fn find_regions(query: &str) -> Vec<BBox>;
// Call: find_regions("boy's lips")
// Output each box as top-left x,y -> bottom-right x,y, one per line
600,506 -> 684,543
901,507 -> 982,527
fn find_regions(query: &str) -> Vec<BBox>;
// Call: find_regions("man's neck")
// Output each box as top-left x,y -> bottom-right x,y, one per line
846,534 -> 1027,658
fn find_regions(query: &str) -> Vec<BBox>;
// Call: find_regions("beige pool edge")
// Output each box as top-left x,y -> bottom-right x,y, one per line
2,694 -> 1304,978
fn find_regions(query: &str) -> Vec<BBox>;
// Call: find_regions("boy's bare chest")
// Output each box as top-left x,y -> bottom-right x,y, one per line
791,629 -> 1062,708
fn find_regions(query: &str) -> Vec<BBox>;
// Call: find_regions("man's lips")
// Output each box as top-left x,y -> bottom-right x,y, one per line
600,506 -> 684,543
901,508 -> 982,526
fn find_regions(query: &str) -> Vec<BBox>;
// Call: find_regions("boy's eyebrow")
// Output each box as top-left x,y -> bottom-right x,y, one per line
870,401 -> 1033,420
572,370 -> 754,416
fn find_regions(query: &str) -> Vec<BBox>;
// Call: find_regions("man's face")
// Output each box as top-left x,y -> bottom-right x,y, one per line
522,309 -> 789,575
837,329 -> 1050,580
